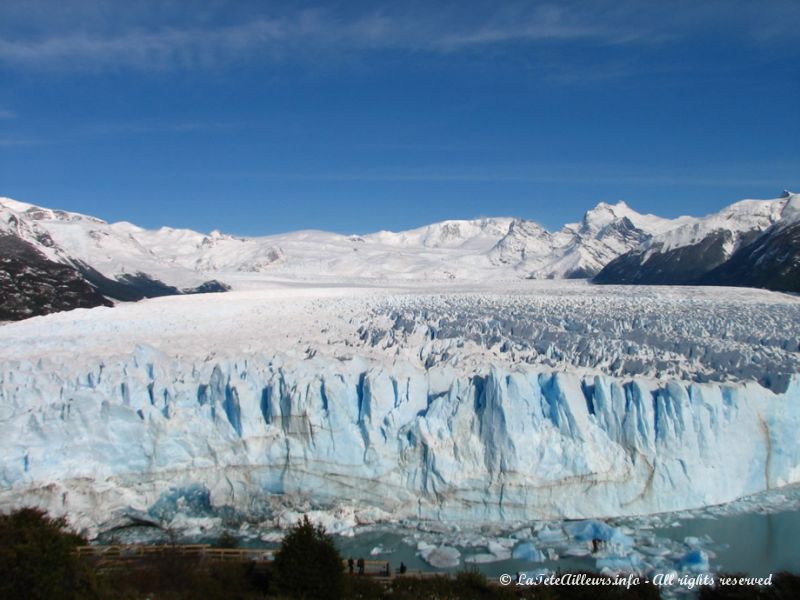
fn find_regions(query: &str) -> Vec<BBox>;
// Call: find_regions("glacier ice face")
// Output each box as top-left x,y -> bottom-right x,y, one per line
1,353 -> 798,535
0,283 -> 798,535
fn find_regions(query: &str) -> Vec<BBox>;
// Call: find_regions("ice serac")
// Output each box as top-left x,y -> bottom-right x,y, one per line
1,350 -> 798,534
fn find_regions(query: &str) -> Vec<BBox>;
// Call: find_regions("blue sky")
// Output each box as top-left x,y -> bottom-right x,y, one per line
1,1 -> 798,234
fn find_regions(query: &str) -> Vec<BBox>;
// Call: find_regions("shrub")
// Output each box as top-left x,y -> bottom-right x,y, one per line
273,515 -> 344,599
215,530 -> 240,549
96,553 -> 264,599
0,507 -> 96,600
453,568 -> 498,598
343,572 -> 385,599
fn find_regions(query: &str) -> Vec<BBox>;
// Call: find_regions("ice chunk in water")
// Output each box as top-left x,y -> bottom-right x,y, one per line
565,520 -> 633,547
563,543 -> 592,557
679,549 -> 709,572
511,542 -> 545,562
464,553 -> 500,564
418,543 -> 461,568
596,551 -> 647,574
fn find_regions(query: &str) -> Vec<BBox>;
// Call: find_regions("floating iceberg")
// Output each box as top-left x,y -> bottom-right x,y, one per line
565,520 -> 633,547
418,543 -> 461,568
679,549 -> 710,572
511,542 -> 545,562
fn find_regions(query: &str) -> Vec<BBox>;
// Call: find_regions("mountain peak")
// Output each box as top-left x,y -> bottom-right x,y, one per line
781,193 -> 800,223
594,200 -> 629,210
1,196 -> 106,225
582,200 -> 637,230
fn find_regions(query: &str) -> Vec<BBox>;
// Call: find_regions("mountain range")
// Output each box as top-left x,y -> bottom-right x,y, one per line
1,191 -> 798,321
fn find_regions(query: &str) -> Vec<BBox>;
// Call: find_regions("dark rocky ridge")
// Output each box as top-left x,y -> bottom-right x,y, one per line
0,234 -> 112,321
593,230 -> 738,285
700,220 -> 800,293
1,236 -> 231,322
75,262 -> 229,302
594,225 -> 798,292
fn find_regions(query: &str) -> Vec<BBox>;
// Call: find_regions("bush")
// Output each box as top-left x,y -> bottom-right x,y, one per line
387,574 -> 456,599
96,553 -> 265,599
343,572 -> 385,599
453,568 -> 498,598
0,507 -> 96,600
273,515 -> 344,599
215,530 -> 240,549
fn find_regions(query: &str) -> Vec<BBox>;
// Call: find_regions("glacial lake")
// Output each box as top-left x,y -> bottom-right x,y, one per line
102,484 -> 800,583
330,487 -> 800,580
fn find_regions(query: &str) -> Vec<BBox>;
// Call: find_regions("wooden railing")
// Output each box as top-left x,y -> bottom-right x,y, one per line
74,545 -> 274,562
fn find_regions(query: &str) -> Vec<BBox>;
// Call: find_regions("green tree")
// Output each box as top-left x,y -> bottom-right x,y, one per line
0,507 -> 96,600
273,515 -> 344,599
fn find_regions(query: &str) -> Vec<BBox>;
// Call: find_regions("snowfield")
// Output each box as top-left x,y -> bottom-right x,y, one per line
0,280 -> 799,535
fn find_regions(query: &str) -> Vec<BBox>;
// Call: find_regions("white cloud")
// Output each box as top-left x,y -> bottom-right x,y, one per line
0,4 -> 652,71
0,1 -> 796,72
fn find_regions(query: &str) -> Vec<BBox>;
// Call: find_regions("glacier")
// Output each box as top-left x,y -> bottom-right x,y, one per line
2,353 -> 799,533
0,282 -> 798,536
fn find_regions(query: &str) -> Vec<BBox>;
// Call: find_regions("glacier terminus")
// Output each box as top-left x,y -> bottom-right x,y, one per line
0,281 -> 798,537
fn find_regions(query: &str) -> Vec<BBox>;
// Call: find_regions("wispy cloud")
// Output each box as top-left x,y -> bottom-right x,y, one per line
0,107 -> 15,119
0,2 -> 797,76
0,3 -> 667,72
0,20 -> 281,71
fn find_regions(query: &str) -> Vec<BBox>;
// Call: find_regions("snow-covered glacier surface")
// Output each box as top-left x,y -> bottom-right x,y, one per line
0,280 -> 799,535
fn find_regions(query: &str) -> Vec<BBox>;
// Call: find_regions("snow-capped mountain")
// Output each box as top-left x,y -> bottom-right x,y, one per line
700,193 -> 800,292
2,192 -> 798,322
595,192 -> 797,288
0,197 -> 230,305
1,196 -> 670,319
365,217 -> 513,250
0,234 -> 112,321
490,201 -> 677,278
0,197 -> 519,293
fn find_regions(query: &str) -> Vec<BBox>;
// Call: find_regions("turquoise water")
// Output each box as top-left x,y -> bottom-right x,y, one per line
98,486 -> 800,581
661,510 -> 800,576
333,505 -> 800,579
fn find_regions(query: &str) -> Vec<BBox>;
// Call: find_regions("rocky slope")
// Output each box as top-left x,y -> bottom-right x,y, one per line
0,234 -> 112,321
595,192 -> 798,290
